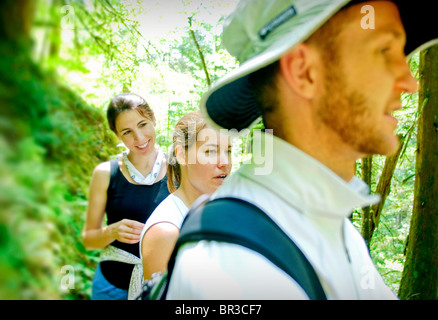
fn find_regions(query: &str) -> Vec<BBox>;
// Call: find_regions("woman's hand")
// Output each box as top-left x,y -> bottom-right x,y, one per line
83,161 -> 146,249
109,219 -> 145,244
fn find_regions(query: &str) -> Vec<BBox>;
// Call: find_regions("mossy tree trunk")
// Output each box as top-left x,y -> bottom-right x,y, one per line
0,0 -> 119,299
0,0 -> 35,47
399,46 -> 438,300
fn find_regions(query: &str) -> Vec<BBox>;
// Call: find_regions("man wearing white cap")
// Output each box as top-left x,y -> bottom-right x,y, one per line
166,0 -> 438,299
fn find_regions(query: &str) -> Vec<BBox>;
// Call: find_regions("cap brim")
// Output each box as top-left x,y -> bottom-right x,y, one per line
200,45 -> 288,135
201,0 -> 438,133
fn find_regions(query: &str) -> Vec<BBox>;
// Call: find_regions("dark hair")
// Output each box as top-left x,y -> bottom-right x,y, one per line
106,93 -> 155,134
249,60 -> 280,131
167,111 -> 207,193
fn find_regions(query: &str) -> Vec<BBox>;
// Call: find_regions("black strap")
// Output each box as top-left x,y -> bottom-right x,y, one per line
164,196 -> 327,300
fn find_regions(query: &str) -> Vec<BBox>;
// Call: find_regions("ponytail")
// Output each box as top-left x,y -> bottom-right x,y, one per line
167,144 -> 181,193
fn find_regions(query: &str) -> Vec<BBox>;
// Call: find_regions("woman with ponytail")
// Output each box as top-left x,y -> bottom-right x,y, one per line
139,110 -> 232,281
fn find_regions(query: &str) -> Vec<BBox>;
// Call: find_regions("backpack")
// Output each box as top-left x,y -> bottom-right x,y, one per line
137,196 -> 327,300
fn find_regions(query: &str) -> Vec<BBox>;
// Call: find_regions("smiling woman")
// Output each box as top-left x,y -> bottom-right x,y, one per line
82,93 -> 170,300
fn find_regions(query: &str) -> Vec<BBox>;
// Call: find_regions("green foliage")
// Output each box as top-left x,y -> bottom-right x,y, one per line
0,40 -> 118,298
1,0 -> 239,300
1,0 -> 426,300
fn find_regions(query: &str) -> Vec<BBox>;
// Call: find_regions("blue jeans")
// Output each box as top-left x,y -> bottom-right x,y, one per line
91,263 -> 128,300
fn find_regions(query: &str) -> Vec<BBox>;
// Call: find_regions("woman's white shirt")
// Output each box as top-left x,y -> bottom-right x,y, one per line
139,194 -> 189,260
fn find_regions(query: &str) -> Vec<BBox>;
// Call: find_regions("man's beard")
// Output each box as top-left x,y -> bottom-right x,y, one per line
316,69 -> 398,157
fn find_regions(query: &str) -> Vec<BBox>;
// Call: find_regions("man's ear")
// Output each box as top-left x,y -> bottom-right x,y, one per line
174,144 -> 186,166
278,43 -> 321,99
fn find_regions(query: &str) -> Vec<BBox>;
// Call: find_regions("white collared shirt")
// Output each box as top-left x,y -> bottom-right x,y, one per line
167,133 -> 397,300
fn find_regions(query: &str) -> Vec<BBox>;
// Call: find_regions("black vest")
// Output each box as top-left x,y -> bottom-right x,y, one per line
101,158 -> 170,289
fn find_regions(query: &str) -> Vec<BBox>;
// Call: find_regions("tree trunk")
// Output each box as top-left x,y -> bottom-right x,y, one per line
361,156 -> 373,245
360,135 -> 405,246
188,16 -> 211,86
48,0 -> 62,60
370,135 -> 405,230
0,0 -> 36,46
399,46 -> 438,300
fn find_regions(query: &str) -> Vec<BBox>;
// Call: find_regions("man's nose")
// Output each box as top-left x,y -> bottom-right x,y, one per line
395,58 -> 418,94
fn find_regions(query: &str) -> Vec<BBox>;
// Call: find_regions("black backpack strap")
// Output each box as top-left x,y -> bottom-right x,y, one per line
164,196 -> 327,300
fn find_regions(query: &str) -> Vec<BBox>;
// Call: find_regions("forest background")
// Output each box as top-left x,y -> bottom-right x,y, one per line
0,0 -> 436,300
